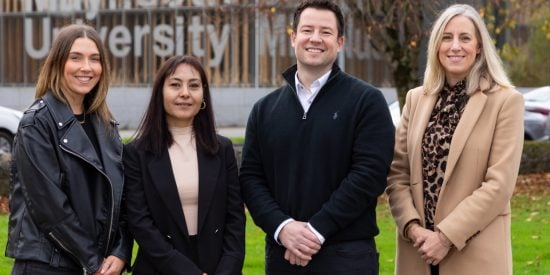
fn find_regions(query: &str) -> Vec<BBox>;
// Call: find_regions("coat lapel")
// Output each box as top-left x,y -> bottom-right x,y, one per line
410,92 -> 438,217
148,150 -> 190,237
443,91 -> 487,184
197,146 -> 221,234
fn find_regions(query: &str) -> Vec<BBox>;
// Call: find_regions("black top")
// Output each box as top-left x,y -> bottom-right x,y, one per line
77,113 -> 102,162
240,64 -> 395,244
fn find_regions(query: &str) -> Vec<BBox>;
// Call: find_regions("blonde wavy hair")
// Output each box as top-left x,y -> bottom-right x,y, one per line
423,4 -> 513,95
35,24 -> 113,126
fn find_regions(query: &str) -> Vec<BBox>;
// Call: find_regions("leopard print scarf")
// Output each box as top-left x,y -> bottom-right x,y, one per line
422,80 -> 469,230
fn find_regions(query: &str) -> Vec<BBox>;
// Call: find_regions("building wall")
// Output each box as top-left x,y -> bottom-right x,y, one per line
0,0 -> 392,87
0,86 -> 398,128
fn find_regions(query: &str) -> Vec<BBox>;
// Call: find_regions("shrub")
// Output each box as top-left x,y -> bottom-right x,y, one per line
520,141 -> 550,174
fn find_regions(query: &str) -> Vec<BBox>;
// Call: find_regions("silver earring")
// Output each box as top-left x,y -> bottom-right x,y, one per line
200,101 -> 206,110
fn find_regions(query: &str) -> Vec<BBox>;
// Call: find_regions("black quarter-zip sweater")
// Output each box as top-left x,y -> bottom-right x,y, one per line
240,64 -> 395,245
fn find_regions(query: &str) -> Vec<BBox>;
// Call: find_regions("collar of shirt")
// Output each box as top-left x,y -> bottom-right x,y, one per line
295,70 -> 331,112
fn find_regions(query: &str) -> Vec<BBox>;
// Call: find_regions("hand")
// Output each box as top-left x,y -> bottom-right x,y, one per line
415,230 -> 452,266
279,221 -> 321,262
284,249 -> 310,267
93,255 -> 125,275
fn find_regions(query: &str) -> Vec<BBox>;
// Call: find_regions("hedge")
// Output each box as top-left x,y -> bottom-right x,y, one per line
519,141 -> 550,174
1,141 -> 549,197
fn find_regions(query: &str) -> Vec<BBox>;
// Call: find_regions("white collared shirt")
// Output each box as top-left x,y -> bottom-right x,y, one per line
295,70 -> 331,113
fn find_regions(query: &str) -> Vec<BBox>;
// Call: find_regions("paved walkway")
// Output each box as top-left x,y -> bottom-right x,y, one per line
120,127 -> 246,139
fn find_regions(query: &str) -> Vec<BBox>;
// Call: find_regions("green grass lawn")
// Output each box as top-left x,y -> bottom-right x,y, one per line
0,194 -> 547,274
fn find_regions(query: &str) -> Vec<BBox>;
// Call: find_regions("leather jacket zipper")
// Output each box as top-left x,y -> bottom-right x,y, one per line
59,146 -> 115,256
48,232 -> 83,269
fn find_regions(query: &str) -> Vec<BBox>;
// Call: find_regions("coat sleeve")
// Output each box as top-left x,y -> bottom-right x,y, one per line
308,88 -> 395,238
107,187 -> 134,269
214,138 -> 246,275
123,144 -> 202,275
14,116 -> 102,273
437,91 -> 524,250
386,89 -> 423,240
239,104 -> 292,238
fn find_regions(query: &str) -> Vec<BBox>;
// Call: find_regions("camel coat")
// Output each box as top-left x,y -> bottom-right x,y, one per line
386,85 -> 524,275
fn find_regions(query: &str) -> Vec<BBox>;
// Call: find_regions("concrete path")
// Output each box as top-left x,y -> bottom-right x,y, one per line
120,127 -> 246,139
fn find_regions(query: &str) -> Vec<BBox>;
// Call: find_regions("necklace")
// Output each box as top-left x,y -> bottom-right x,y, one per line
75,113 -> 86,124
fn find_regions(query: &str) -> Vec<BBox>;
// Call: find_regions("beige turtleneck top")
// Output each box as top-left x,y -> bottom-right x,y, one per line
168,126 -> 199,236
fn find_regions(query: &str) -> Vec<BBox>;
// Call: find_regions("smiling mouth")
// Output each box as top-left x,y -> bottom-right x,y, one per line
75,76 -> 94,83
175,103 -> 193,107
448,56 -> 464,61
306,48 -> 324,53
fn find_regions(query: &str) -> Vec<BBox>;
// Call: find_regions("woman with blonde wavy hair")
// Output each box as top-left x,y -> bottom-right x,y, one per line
387,4 -> 522,275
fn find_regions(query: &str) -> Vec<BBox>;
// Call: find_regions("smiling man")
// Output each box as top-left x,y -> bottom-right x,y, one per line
239,1 -> 395,274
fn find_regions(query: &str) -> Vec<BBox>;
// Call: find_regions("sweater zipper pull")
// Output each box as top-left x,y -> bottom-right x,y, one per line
302,112 -> 307,120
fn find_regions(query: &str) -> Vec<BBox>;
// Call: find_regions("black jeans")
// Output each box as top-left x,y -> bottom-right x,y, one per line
265,238 -> 379,275
12,260 -> 83,275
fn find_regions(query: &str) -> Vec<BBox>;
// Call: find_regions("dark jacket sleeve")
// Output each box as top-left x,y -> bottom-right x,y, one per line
123,144 -> 202,275
108,188 -> 133,269
309,88 -> 395,238
239,104 -> 291,238
15,116 -> 102,273
215,137 -> 246,275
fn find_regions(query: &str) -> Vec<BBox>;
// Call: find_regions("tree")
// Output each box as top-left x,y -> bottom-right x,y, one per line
343,0 -> 440,108
344,0 -> 547,108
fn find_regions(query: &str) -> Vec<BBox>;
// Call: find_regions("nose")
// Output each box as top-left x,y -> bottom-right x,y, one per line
178,85 -> 190,97
81,58 -> 92,71
450,38 -> 461,51
310,30 -> 322,42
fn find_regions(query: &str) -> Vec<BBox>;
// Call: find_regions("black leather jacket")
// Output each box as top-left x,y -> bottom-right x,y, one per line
6,92 -> 132,273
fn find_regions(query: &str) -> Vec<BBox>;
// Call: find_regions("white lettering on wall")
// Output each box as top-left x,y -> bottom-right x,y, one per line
207,24 -> 230,67
24,18 -> 51,59
153,24 -> 174,57
108,26 -> 132,57
24,16 -> 231,67
259,14 -> 289,58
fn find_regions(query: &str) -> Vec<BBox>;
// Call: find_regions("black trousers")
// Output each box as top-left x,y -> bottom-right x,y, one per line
265,238 -> 379,275
11,260 -> 82,275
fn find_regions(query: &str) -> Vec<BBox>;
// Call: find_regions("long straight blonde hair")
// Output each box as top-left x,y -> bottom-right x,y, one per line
423,4 -> 513,95
35,24 -> 113,126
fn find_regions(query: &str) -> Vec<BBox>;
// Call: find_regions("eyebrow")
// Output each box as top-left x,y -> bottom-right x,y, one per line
167,76 -> 200,82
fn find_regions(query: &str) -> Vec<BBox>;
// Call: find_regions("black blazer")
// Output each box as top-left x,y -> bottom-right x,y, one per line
124,136 -> 245,275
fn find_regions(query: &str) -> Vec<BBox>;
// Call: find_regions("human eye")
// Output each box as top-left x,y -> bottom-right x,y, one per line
90,54 -> 101,63
169,81 -> 182,88
461,35 -> 472,42
441,34 -> 452,41
188,81 -> 202,91
69,53 -> 81,61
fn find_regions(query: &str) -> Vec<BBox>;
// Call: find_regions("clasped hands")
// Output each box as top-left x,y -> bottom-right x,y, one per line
408,224 -> 452,266
92,255 -> 125,275
279,221 -> 321,267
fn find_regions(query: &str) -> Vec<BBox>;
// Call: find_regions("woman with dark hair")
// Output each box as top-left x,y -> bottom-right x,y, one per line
124,55 -> 245,275
7,24 -> 132,274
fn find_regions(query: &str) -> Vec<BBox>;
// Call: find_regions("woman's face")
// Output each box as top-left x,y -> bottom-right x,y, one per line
163,63 -> 204,128
438,15 -> 481,85
63,37 -> 102,102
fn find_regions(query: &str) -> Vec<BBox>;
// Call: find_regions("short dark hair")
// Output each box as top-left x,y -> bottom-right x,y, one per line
133,55 -> 219,156
292,0 -> 345,37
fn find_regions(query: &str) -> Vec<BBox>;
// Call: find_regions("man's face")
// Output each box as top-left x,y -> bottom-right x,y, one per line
291,7 -> 344,74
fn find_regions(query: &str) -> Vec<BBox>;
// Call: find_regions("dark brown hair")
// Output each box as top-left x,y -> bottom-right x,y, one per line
133,55 -> 219,156
292,0 -> 345,37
